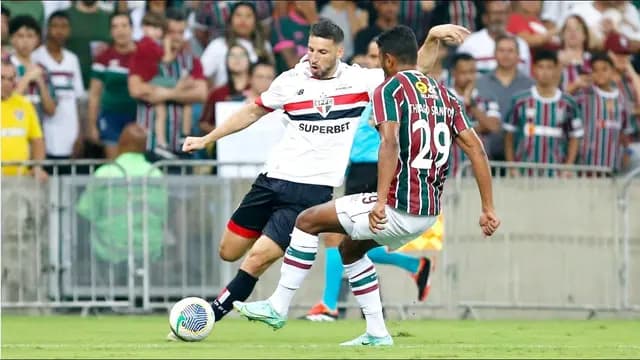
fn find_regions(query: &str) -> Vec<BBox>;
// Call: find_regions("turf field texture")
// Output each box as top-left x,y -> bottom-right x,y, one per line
2,316 -> 639,359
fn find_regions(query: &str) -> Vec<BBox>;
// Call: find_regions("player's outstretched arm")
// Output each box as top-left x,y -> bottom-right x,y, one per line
369,121 -> 400,233
455,129 -> 500,237
417,24 -> 471,75
182,103 -> 269,152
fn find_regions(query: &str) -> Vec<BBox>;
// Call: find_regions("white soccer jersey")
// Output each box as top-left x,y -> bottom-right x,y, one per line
256,60 -> 384,187
32,46 -> 85,157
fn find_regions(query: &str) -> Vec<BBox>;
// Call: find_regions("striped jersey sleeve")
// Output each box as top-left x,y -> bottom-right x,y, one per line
445,88 -> 472,136
563,95 -> 584,138
502,94 -> 524,133
372,77 -> 404,125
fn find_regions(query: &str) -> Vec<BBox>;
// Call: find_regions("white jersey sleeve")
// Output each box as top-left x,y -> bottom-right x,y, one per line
355,66 -> 385,98
255,70 -> 293,111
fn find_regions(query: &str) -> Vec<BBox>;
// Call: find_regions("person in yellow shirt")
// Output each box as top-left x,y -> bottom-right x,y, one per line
1,60 -> 47,180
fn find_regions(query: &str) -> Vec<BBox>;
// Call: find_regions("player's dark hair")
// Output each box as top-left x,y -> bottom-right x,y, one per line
376,25 -> 418,65
165,7 -> 187,22
1,5 -> 10,18
494,33 -> 519,53
47,10 -> 70,26
110,10 -> 133,27
310,18 -> 344,44
451,52 -> 475,68
9,15 -> 41,36
533,49 -> 558,65
590,52 -> 614,68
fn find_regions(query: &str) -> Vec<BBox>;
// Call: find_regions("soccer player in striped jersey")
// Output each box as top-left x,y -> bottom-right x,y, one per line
504,50 -> 584,176
448,52 -> 501,176
233,25 -> 499,346
574,52 -> 635,172
180,19 -> 471,340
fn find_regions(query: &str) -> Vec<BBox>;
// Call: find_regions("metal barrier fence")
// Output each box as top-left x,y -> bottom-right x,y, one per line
1,159 -> 639,318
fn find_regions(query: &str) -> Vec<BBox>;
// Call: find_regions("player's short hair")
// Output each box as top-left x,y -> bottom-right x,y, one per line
47,10 -> 70,26
110,10 -> 133,27
494,33 -> 519,53
451,52 -> 475,68
142,12 -> 167,31
9,15 -> 41,36
376,25 -> 418,65
310,19 -> 344,44
590,52 -> 614,68
166,7 -> 188,22
533,49 -> 558,65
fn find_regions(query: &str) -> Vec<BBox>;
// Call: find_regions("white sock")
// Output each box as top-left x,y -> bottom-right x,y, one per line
344,255 -> 389,338
268,227 -> 318,316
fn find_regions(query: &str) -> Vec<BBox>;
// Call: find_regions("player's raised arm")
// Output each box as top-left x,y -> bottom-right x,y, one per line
417,24 -> 470,75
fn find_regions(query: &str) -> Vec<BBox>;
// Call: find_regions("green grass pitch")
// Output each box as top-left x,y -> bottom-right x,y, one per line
2,316 -> 639,358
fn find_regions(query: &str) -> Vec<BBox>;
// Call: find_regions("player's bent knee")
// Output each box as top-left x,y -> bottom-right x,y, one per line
218,243 -> 243,262
218,231 -> 256,262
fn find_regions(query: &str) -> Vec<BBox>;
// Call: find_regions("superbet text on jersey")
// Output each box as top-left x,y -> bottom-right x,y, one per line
372,70 -> 472,216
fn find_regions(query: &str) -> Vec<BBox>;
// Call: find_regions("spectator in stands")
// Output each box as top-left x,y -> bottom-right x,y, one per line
606,33 -> 640,115
427,40 -> 453,87
2,0 -> 44,28
201,2 -> 273,89
193,0 -> 274,43
507,1 -> 559,53
1,60 -> 47,180
564,1 -> 618,50
242,61 -> 275,104
87,11 -> 137,160
320,1 -> 368,61
574,53 -> 634,172
130,0 -> 170,41
606,1 -> 640,42
128,8 -> 207,159
457,0 -> 531,76
2,5 -> 11,55
540,0 -> 581,30
9,15 -> 57,120
558,15 -> 592,95
448,53 -> 501,176
476,34 -> 534,161
66,0 -> 112,91
76,123 -> 168,264
270,0 -> 316,74
430,0 -> 481,41
199,44 -> 252,135
504,50 -> 583,177
353,0 -> 399,56
32,11 -> 85,169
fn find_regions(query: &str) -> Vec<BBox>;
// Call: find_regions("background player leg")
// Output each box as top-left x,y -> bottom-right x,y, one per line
366,246 -> 433,301
304,233 -> 344,321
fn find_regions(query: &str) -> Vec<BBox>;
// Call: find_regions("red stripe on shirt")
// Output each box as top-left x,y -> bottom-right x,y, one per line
283,92 -> 369,112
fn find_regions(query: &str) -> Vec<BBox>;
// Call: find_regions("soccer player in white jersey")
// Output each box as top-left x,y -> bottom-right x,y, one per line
180,19 -> 470,333
233,25 -> 500,346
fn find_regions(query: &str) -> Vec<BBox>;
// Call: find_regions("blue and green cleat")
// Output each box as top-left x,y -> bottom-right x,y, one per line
233,300 -> 287,330
339,333 -> 394,346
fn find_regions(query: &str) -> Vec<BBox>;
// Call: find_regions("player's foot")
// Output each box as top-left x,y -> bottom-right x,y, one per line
413,257 -> 434,302
301,302 -> 339,322
166,332 -> 182,342
339,333 -> 394,346
233,300 -> 287,330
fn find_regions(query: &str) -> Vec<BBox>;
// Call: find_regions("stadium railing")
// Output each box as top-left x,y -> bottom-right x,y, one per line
1,159 -> 639,319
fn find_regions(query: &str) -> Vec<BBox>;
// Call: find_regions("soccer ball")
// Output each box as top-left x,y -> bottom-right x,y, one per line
169,297 -> 215,341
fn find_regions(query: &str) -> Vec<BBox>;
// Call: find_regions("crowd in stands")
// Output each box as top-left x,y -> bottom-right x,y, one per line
2,0 -> 640,178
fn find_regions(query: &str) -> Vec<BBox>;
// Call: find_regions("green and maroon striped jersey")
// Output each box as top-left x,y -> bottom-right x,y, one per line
503,86 -> 583,164
10,54 -> 56,122
575,85 -> 634,170
91,46 -> 137,117
372,70 -> 471,216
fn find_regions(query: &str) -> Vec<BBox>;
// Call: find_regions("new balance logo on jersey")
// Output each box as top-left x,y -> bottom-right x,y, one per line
314,96 -> 334,118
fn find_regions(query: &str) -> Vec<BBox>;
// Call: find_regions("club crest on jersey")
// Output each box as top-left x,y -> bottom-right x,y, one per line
314,95 -> 334,118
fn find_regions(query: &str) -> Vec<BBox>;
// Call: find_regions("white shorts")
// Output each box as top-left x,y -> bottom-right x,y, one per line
335,193 -> 438,251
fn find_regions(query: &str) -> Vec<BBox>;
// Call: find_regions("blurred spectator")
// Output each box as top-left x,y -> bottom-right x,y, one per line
66,0 -> 112,90
193,0 -> 274,43
75,123 -> 168,264
606,33 -> 640,113
2,0 -> 44,29
1,60 -> 47,180
457,0 -> 531,76
130,0 -> 170,41
2,5 -> 11,55
557,15 -> 592,95
398,0 -> 436,43
507,1 -> 559,52
87,11 -> 137,160
448,52 -> 501,176
199,44 -> 252,134
540,0 -> 581,29
563,1 -> 618,50
320,1 -> 368,61
187,10 -> 208,58
430,1 -> 481,40
600,1 -> 640,42
427,42 -> 453,87
128,8 -> 207,158
9,15 -> 57,120
200,2 -> 273,88
354,0 -> 399,56
270,0 -> 316,74
32,11 -> 85,166
476,34 -> 534,160
242,61 -> 275,104
575,53 -> 634,171
504,50 -> 583,176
